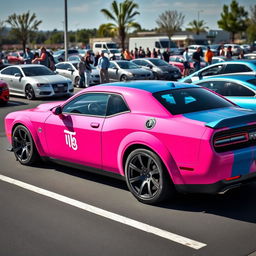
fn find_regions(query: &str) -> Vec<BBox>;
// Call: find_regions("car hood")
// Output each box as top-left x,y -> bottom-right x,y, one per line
183,107 -> 256,129
29,75 -> 71,84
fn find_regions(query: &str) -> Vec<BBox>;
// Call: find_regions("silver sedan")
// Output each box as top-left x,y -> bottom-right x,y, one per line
108,60 -> 154,82
0,64 -> 73,100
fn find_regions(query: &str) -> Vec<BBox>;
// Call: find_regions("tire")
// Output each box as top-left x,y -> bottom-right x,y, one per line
125,148 -> 174,204
12,125 -> 39,165
74,76 -> 80,87
25,84 -> 35,100
120,75 -> 128,81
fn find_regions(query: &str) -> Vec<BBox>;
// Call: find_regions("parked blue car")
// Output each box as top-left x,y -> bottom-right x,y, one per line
192,75 -> 256,110
179,60 -> 256,84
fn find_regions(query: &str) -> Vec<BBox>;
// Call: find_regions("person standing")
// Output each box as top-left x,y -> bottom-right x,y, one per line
24,47 -> 34,64
192,47 -> 202,72
32,46 -> 49,67
78,56 -> 86,88
94,52 -> 100,66
183,47 -> 190,77
98,51 -> 110,84
163,48 -> 170,62
152,48 -> 158,58
225,45 -> 233,60
146,47 -> 151,57
204,46 -> 214,66
84,52 -> 93,87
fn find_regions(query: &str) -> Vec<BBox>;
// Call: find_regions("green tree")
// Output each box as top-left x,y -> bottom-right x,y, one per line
247,5 -> 256,43
156,10 -> 184,45
217,0 -> 248,43
6,11 -> 42,52
186,20 -> 208,35
100,0 -> 141,50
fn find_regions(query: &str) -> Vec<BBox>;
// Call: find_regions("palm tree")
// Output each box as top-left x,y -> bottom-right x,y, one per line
6,11 -> 42,52
100,0 -> 141,50
187,20 -> 208,35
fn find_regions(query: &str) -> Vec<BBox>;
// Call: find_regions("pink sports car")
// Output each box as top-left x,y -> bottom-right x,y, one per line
5,81 -> 256,204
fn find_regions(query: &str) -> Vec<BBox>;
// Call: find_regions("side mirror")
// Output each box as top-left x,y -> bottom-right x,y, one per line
53,106 -> 62,115
14,73 -> 22,77
67,68 -> 74,73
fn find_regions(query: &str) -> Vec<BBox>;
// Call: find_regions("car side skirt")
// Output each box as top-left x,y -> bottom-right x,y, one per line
44,157 -> 126,181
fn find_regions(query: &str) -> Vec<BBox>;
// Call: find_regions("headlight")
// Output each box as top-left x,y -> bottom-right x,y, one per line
127,72 -> 134,77
36,83 -> 51,88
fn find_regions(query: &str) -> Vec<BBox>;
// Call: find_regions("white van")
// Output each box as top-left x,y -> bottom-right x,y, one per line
93,42 -> 121,59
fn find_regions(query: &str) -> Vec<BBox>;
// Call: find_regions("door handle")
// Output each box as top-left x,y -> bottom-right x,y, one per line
90,122 -> 100,128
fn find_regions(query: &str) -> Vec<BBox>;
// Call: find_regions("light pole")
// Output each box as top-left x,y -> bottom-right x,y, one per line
64,0 -> 68,61
197,10 -> 203,24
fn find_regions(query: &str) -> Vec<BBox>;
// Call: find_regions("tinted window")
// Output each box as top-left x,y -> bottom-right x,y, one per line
1,67 -> 21,75
247,79 -> 256,86
22,66 -> 55,76
95,44 -> 102,48
149,59 -> 169,66
117,62 -> 139,69
224,64 -> 252,73
68,50 -> 79,55
56,63 -> 65,69
63,93 -> 109,116
154,88 -> 234,115
109,62 -> 117,69
201,65 -> 223,77
106,94 -> 129,116
198,81 -> 255,96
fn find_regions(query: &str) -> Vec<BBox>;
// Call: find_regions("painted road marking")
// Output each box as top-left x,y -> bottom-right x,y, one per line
0,174 -> 206,250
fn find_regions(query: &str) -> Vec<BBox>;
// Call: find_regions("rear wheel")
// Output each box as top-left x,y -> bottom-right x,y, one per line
125,149 -> 174,204
74,76 -> 80,86
25,84 -> 35,100
12,125 -> 39,165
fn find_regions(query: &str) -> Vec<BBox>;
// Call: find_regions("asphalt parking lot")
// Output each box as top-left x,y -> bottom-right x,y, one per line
1,90 -> 256,256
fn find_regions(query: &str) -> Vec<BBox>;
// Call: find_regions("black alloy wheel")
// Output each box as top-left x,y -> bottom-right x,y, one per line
12,125 -> 39,165
25,84 -> 35,100
125,149 -> 174,204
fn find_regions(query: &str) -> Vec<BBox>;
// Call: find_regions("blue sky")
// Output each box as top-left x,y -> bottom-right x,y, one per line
0,0 -> 255,31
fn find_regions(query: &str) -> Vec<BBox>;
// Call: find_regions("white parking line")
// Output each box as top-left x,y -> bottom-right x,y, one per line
0,174 -> 206,250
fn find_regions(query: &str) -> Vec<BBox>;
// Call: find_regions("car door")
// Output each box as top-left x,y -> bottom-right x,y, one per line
8,67 -> 24,95
44,93 -> 109,168
108,62 -> 119,81
0,67 -> 14,92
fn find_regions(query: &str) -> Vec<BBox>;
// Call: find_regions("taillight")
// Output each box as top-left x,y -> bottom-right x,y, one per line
214,132 -> 249,148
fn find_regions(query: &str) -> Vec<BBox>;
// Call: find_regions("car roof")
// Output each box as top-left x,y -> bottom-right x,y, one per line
194,75 -> 256,89
99,80 -> 199,93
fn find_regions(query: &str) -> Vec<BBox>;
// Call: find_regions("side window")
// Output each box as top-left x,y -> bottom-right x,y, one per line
224,64 -> 252,74
109,62 -> 116,69
155,42 -> 161,48
62,93 -> 109,116
201,65 -> 223,77
56,63 -> 65,69
1,67 -> 13,75
10,67 -> 22,76
198,81 -> 227,95
95,44 -> 102,48
223,82 -> 255,97
133,60 -> 141,65
140,60 -> 148,66
169,57 -> 176,62
106,94 -> 129,116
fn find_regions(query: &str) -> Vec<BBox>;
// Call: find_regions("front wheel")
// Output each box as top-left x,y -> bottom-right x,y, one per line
12,125 -> 39,165
120,75 -> 128,81
25,84 -> 35,100
125,149 -> 174,204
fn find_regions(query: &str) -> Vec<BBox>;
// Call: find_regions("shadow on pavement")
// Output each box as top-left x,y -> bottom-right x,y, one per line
34,159 -> 256,223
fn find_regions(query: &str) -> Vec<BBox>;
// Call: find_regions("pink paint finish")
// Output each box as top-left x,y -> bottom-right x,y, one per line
4,82 -> 256,193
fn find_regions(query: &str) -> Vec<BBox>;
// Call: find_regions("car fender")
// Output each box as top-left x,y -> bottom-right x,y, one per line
11,115 -> 46,156
117,131 -> 185,184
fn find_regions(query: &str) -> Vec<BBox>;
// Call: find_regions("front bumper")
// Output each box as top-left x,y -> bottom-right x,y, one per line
175,171 -> 256,194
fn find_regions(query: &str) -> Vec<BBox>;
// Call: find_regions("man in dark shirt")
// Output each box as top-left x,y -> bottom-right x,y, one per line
192,47 -> 202,72
162,48 -> 170,63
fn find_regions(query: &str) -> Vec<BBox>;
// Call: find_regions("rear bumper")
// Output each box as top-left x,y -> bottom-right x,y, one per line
175,171 -> 256,194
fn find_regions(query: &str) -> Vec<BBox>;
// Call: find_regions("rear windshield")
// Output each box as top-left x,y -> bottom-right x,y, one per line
154,88 -> 235,115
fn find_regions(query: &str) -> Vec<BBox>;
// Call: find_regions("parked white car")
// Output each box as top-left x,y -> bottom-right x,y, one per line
55,61 -> 100,87
0,64 -> 73,99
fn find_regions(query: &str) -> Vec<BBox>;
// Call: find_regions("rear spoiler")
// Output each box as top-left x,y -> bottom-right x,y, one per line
206,113 -> 256,129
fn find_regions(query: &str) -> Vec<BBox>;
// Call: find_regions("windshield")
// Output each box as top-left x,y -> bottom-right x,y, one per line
149,59 -> 169,66
159,41 -> 177,48
117,62 -> 139,69
106,43 -> 117,49
22,66 -> 55,76
110,49 -> 120,54
154,87 -> 234,115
